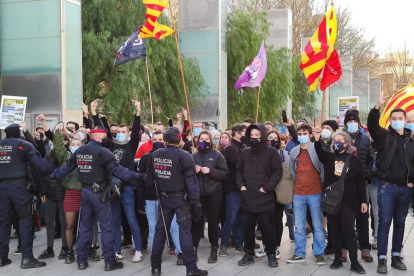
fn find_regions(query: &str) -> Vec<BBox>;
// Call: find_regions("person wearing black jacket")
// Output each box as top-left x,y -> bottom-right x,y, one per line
236,124 -> 283,268
219,124 -> 246,257
91,99 -> 144,262
367,96 -> 414,274
314,129 -> 367,274
191,131 -> 229,263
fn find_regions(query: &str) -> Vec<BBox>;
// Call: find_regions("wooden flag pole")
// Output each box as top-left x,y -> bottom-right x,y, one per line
168,2 -> 194,147
321,89 -> 326,122
256,86 -> 261,123
145,57 -> 154,126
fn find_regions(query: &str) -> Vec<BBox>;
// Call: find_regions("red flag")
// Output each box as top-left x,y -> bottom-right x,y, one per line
320,49 -> 342,91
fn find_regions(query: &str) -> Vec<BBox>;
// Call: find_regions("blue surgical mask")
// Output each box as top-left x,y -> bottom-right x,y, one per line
70,146 -> 79,154
347,122 -> 359,134
213,138 -> 219,145
391,120 -> 405,131
298,136 -> 309,144
193,127 -> 201,137
116,133 -> 127,143
406,123 -> 414,132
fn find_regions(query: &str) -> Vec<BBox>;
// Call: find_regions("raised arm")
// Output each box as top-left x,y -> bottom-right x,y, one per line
53,128 -> 70,165
367,96 -> 390,146
314,128 -> 330,164
283,118 -> 298,143
128,100 -> 142,152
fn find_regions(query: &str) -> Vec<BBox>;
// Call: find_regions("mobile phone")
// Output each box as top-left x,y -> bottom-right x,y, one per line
282,110 -> 287,123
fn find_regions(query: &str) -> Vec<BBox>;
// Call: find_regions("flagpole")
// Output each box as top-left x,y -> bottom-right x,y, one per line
256,86 -> 261,123
145,57 -> 154,126
168,2 -> 194,147
321,89 -> 326,122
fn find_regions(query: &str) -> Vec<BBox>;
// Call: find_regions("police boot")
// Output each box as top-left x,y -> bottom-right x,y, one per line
151,267 -> 161,276
0,258 -> 11,267
78,261 -> 89,270
104,261 -> 124,271
20,257 -> 46,269
187,269 -> 208,276
208,246 -> 218,264
194,247 -> 198,262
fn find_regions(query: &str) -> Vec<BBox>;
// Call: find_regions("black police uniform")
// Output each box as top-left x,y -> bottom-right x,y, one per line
50,138 -> 142,271
0,124 -> 54,269
147,127 -> 207,276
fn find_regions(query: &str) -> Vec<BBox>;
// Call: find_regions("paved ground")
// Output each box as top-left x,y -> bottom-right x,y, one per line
2,214 -> 414,276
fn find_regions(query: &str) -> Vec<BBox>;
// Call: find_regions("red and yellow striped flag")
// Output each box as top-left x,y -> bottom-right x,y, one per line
300,5 -> 342,92
139,0 -> 174,40
379,83 -> 414,128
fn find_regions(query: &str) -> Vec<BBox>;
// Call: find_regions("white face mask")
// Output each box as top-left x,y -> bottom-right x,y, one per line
321,129 -> 331,139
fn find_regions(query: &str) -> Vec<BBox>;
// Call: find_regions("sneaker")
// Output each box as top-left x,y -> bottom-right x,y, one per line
87,249 -> 100,262
187,269 -> 208,276
289,235 -> 295,242
341,249 -> 348,262
306,227 -> 312,237
276,250 -> 281,260
391,256 -> 407,270
219,245 -> 228,257
169,245 -> 176,255
235,245 -> 244,254
104,261 -> 124,271
10,231 -> 18,239
315,255 -> 325,266
330,258 -> 343,270
176,253 -> 184,265
255,248 -> 266,258
351,261 -> 366,274
0,258 -> 11,267
14,248 -> 22,255
121,239 -> 132,248
91,243 -> 99,250
132,251 -> 143,263
361,249 -> 373,262
268,253 -> 279,267
377,259 -> 387,274
287,254 -> 305,263
371,238 -> 377,249
21,257 -> 46,269
238,254 -> 254,266
116,252 -> 124,260
65,250 -> 75,264
38,249 -> 55,260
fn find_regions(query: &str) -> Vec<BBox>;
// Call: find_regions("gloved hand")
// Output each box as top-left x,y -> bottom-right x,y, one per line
191,203 -> 203,223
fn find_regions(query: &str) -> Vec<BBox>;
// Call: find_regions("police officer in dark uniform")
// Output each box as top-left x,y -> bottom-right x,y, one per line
50,128 -> 143,271
147,127 -> 208,276
0,124 -> 54,269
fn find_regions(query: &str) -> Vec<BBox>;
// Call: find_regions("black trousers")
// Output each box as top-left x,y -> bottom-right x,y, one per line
327,201 -> 358,262
356,209 -> 371,250
244,210 -> 276,255
274,202 -> 285,247
192,189 -> 222,247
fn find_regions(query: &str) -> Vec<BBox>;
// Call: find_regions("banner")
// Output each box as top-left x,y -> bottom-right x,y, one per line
338,96 -> 359,127
0,96 -> 27,129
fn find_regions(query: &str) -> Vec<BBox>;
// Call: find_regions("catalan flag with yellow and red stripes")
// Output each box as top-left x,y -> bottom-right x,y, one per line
139,0 -> 174,40
300,5 -> 342,92
379,83 -> 414,128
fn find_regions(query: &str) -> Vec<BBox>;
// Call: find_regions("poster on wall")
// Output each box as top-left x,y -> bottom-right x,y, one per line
0,96 -> 27,129
338,96 -> 359,127
34,114 -> 60,131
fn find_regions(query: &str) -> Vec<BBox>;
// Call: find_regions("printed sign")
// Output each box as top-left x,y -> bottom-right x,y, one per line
0,96 -> 27,129
338,96 -> 359,127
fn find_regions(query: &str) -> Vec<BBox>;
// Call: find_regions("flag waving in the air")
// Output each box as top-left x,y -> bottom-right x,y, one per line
234,42 -> 267,91
114,29 -> 146,66
139,0 -> 174,40
301,5 -> 342,91
379,83 -> 414,128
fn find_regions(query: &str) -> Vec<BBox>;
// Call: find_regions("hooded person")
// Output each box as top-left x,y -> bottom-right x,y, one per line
236,124 -> 283,268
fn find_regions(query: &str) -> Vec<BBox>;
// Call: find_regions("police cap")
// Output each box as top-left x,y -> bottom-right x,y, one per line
5,124 -> 21,138
164,127 -> 181,143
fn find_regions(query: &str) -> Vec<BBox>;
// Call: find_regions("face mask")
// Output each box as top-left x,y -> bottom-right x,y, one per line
250,138 -> 261,147
220,139 -> 229,146
101,138 -> 109,147
116,133 -> 127,143
406,123 -> 414,132
240,136 -> 247,144
298,136 -> 309,144
152,142 -> 165,151
213,138 -> 219,146
391,120 -> 405,131
347,122 -> 359,134
193,127 -> 201,137
70,146 -> 79,154
39,133 -> 45,139
321,129 -> 331,139
111,132 -> 117,138
333,141 -> 345,154
268,140 -> 279,148
78,132 -> 85,141
198,141 -> 211,151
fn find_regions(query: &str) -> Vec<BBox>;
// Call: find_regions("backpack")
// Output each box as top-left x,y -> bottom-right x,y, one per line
275,150 -> 294,205
321,155 -> 350,216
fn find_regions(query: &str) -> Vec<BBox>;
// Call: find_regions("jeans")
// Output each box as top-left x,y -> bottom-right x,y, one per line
285,203 -> 294,237
145,200 -> 181,254
120,186 -> 142,251
377,183 -> 413,258
293,194 -> 325,257
111,199 -> 122,253
220,190 -> 244,248
367,183 -> 379,238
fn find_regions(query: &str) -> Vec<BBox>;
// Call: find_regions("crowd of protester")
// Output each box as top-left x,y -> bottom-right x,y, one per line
3,95 -> 414,275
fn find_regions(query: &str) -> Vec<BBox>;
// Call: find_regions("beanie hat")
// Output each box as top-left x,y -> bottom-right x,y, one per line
344,110 -> 360,125
321,120 -> 338,132
5,124 -> 21,138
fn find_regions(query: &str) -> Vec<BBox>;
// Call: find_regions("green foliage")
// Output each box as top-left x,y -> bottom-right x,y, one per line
82,0 -> 206,125
227,6 -> 316,127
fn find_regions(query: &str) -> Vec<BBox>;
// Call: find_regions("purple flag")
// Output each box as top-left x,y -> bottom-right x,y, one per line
234,42 -> 267,90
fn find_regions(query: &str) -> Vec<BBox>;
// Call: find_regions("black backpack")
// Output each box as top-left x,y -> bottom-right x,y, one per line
321,155 -> 351,216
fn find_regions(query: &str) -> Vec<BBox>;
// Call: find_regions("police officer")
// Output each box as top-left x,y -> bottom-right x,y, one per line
50,128 -> 143,271
147,127 -> 208,276
0,124 -> 54,269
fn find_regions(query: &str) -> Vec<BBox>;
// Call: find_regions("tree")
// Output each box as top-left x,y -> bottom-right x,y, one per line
82,0 -> 206,125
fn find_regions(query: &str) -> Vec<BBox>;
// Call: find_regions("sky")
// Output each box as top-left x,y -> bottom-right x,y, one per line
334,0 -> 414,57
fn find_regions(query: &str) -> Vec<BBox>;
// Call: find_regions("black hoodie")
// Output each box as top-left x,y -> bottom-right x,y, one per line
236,124 -> 283,213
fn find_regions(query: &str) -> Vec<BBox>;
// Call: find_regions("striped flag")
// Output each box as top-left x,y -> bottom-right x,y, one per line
139,0 -> 174,40
300,5 -> 342,91
379,83 -> 414,128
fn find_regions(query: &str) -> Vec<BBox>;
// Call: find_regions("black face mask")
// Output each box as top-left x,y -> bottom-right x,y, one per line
198,141 -> 211,151
269,140 -> 279,148
250,138 -> 261,147
39,133 -> 45,139
101,138 -> 109,147
240,136 -> 247,144
111,132 -> 117,138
